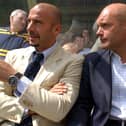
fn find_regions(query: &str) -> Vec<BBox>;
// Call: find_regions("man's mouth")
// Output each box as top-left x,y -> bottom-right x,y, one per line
100,38 -> 106,43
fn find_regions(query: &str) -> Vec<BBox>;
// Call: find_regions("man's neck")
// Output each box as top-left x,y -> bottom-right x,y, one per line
113,48 -> 126,63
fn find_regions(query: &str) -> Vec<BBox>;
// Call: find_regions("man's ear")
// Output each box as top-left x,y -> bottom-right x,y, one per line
10,16 -> 13,25
53,24 -> 62,35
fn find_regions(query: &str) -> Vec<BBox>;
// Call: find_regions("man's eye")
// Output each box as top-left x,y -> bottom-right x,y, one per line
27,19 -> 30,23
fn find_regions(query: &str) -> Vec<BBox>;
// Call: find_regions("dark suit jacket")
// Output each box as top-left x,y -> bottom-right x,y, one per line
66,49 -> 113,126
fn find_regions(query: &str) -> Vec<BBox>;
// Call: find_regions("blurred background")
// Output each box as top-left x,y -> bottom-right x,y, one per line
0,0 -> 126,48
0,0 -> 125,31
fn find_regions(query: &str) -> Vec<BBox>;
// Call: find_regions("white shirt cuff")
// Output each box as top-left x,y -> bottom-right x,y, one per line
17,76 -> 32,94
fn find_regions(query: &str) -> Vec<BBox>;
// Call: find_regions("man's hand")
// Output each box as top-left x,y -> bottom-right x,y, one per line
50,82 -> 68,95
0,60 -> 17,82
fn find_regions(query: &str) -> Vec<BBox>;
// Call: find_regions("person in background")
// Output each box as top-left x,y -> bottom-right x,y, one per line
78,29 -> 93,55
81,29 -> 90,46
0,3 -> 83,126
67,3 -> 126,126
9,9 -> 27,34
62,42 -> 79,54
62,34 -> 88,55
0,9 -> 29,60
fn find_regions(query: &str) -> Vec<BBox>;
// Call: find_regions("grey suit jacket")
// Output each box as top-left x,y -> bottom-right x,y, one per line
0,45 -> 83,126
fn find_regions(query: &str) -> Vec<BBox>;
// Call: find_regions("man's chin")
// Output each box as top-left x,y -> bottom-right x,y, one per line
30,43 -> 39,47
100,43 -> 109,49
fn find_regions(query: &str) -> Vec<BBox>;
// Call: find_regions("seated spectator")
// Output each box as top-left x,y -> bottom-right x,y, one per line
62,34 -> 84,54
0,9 -> 29,59
9,9 -> 27,34
62,42 -> 79,53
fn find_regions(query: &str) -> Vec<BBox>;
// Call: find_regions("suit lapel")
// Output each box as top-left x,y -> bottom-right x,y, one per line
34,45 -> 63,84
14,47 -> 35,73
98,50 -> 112,110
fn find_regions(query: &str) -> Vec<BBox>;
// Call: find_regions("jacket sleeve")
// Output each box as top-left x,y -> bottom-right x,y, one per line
19,55 -> 84,122
0,51 -> 25,123
0,81 -> 24,123
66,56 -> 94,126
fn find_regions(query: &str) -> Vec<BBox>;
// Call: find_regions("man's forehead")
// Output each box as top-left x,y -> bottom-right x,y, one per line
100,9 -> 110,18
29,6 -> 50,17
96,9 -> 110,24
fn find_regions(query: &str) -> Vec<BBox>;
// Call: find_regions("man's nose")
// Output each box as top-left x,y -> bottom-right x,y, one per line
96,27 -> 103,37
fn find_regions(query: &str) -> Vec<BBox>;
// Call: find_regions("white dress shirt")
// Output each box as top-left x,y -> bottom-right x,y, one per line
111,52 -> 126,120
16,42 -> 58,95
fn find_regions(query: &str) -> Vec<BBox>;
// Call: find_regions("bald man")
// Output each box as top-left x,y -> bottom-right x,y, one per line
67,3 -> 126,126
0,3 -> 83,126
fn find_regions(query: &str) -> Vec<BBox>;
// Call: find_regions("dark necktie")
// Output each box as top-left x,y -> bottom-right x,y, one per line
15,51 -> 44,126
15,51 -> 44,96
24,51 -> 44,80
